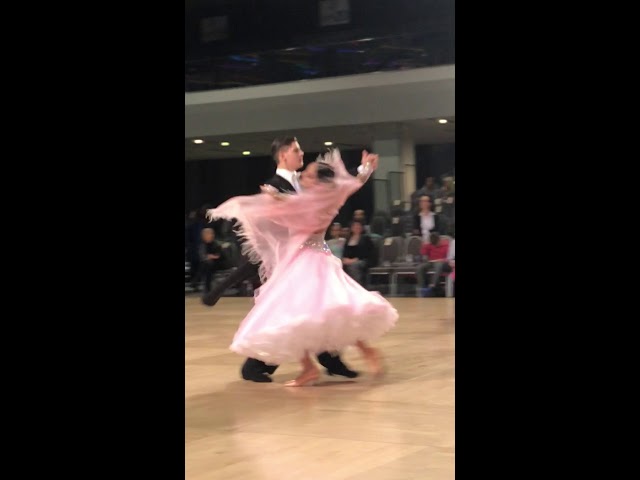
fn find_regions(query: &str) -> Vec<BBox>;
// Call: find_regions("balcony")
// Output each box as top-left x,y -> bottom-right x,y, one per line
185,31 -> 454,92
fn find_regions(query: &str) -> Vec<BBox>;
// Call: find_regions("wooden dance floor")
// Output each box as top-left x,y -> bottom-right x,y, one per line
185,296 -> 455,480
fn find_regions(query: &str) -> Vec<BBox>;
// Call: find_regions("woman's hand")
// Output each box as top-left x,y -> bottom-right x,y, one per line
361,150 -> 379,171
260,184 -> 284,200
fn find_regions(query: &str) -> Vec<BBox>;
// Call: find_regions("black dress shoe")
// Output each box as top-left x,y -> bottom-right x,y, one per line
316,352 -> 359,378
242,372 -> 273,383
326,365 -> 359,378
263,364 -> 279,375
201,288 -> 222,307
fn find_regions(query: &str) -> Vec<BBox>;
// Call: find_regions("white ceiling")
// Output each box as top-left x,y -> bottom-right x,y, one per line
186,66 -> 454,136
184,66 -> 454,161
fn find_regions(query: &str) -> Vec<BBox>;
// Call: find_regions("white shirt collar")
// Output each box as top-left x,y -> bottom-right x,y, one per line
275,168 -> 299,190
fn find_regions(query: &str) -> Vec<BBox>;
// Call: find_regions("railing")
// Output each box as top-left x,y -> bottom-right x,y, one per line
185,31 -> 454,92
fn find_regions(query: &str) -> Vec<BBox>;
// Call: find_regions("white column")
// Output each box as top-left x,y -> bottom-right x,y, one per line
400,126 -> 416,208
371,126 -> 416,212
371,138 -> 401,213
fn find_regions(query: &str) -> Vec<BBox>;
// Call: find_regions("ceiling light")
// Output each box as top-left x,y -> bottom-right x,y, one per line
220,141 -> 230,146
242,151 -> 251,156
193,139 -> 204,144
437,119 -> 448,124
324,141 -> 333,146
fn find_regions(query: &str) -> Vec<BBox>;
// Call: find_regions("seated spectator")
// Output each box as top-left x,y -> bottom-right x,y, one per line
198,228 -> 229,293
352,209 -> 371,233
447,236 -> 455,288
411,176 -> 439,213
416,232 -> 450,297
342,220 -> 375,286
413,196 -> 441,242
326,222 -> 346,258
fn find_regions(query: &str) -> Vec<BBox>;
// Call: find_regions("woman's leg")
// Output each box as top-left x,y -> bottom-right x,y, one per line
355,341 -> 384,375
284,351 -> 320,387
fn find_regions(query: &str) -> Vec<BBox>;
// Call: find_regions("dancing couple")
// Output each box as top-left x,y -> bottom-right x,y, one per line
206,137 -> 398,386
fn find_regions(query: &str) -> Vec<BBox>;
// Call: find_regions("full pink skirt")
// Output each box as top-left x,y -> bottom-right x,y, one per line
230,249 -> 398,364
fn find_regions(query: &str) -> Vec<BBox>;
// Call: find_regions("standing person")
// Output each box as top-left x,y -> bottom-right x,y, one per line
186,209 -> 204,291
198,228 -> 227,293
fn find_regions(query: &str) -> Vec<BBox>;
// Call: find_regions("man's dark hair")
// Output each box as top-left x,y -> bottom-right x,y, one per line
271,136 -> 298,164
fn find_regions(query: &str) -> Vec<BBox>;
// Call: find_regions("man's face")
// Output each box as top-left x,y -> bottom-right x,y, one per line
280,141 -> 304,171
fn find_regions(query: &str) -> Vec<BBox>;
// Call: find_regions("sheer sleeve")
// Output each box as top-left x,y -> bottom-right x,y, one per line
206,149 -> 364,284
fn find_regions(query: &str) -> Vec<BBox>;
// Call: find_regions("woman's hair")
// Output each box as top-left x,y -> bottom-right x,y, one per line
346,220 -> 364,245
316,162 -> 335,182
